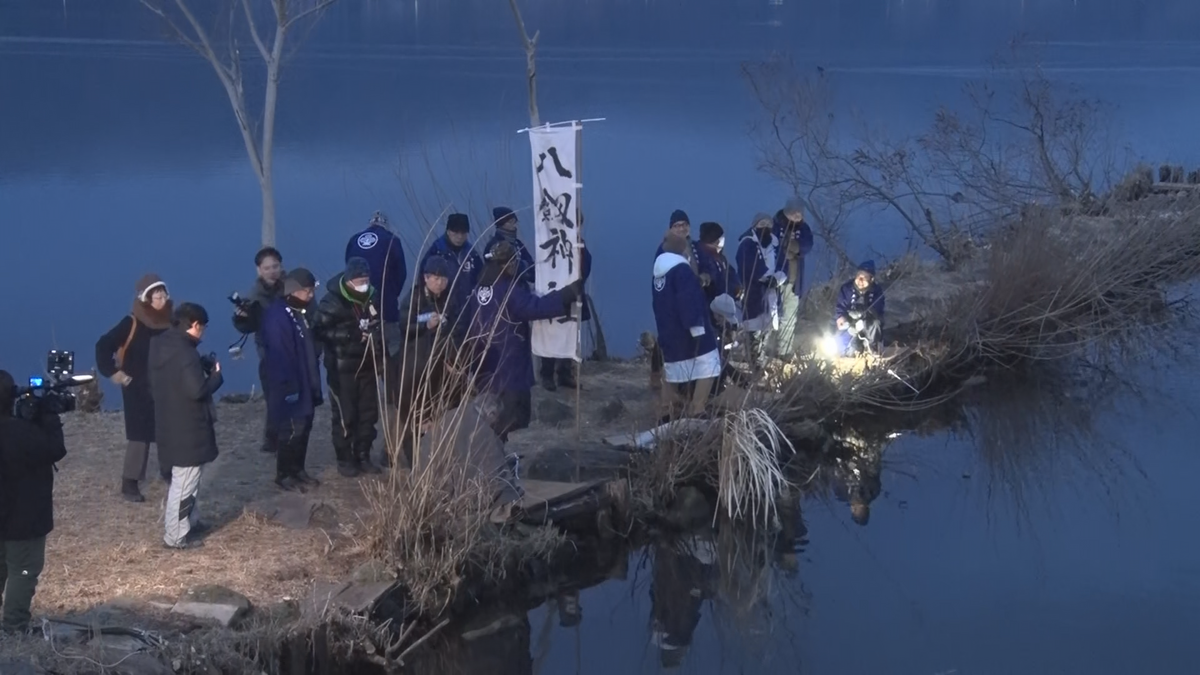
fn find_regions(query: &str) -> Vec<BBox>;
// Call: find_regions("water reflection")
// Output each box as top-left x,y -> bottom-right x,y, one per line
406,370 -> 1178,673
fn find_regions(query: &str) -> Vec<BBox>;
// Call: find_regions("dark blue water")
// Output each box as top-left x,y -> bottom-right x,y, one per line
4,2 -> 1200,672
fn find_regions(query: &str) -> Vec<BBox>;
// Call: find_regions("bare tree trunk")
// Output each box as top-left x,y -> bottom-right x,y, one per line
507,0 -> 540,127
258,16 -> 286,246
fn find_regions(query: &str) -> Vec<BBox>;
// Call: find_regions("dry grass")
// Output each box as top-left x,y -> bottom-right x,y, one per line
42,401 -> 366,616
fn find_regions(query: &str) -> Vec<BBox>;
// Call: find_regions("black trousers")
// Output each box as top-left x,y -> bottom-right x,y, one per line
258,359 -> 279,452
492,390 -> 533,443
539,357 -> 575,381
328,369 -> 379,463
276,415 -> 314,478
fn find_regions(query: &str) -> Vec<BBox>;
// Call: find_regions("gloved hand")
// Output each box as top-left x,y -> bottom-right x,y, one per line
836,316 -> 849,331
854,319 -> 865,333
699,273 -> 712,287
559,279 -> 584,307
110,371 -> 132,387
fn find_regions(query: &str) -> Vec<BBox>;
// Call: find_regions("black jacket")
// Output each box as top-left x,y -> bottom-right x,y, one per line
95,315 -> 167,443
311,275 -> 380,376
398,286 -> 461,369
148,327 -> 224,467
0,413 -> 67,541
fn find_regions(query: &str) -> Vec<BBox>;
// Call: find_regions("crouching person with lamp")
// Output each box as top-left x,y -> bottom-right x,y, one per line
0,370 -> 68,633
834,261 -> 885,357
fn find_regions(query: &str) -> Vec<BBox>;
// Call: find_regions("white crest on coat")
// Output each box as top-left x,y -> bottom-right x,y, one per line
476,286 -> 494,306
653,276 -> 666,292
357,232 -> 379,249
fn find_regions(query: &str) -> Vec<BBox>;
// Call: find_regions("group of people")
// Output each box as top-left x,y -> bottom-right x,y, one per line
650,197 -> 886,413
91,207 -> 590,551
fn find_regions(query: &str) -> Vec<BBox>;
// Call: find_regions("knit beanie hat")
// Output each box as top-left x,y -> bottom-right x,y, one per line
698,222 -> 724,244
423,256 -> 452,278
669,209 -> 690,227
345,257 -> 371,282
446,213 -> 471,233
492,207 -> 517,229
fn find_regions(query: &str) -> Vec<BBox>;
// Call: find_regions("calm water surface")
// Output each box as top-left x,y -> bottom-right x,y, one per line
3,1 -> 1200,673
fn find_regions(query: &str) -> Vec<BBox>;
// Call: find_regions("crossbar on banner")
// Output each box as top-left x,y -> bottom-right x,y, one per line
516,117 -> 607,134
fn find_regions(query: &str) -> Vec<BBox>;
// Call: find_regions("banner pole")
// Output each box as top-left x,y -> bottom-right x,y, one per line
573,122 -> 583,484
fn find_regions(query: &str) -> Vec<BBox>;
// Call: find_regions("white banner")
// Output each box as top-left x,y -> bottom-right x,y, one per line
528,122 -> 582,361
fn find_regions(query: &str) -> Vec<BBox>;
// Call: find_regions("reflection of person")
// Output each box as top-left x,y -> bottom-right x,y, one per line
650,538 -> 717,669
0,370 -> 68,633
832,448 -> 883,526
834,260 -> 885,356
95,274 -> 173,503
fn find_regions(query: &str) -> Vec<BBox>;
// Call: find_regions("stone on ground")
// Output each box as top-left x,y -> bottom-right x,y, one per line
171,585 -> 251,627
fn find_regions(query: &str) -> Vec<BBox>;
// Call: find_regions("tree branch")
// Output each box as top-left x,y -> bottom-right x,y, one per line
507,0 -> 540,127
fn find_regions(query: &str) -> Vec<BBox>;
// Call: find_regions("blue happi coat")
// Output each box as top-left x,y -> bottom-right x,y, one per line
486,231 -> 536,286
834,279 -> 886,325
465,272 -> 568,393
771,210 -> 815,297
346,224 -> 407,323
652,252 -> 719,366
735,230 -> 782,323
260,298 -> 322,426
420,234 -> 484,307
695,244 -> 740,303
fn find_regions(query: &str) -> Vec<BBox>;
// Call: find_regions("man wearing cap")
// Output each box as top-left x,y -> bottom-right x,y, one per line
655,209 -> 699,268
312,257 -> 383,477
392,255 -> 464,466
486,207 -> 536,287
769,197 -> 815,358
833,260 -> 885,356
261,268 -> 323,491
418,212 -> 483,317
346,211 -> 408,358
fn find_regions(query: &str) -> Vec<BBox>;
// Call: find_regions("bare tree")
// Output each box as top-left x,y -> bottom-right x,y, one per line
743,41 -> 1115,267
507,0 -> 541,127
137,0 -> 337,246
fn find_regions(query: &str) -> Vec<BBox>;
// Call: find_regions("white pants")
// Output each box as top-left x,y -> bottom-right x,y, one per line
768,291 -> 800,358
164,465 -> 204,547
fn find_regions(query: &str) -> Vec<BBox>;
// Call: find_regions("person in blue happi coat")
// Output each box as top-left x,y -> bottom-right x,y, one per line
346,211 -> 408,357
768,198 -> 815,359
736,213 -> 787,369
486,207 -> 536,287
539,222 -> 594,392
695,221 -> 747,388
260,268 -> 323,492
463,241 -> 583,443
833,260 -> 885,356
418,212 -> 483,319
652,233 -> 721,419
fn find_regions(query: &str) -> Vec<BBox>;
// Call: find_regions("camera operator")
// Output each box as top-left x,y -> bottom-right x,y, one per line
232,247 -> 285,455
150,303 -> 224,550
0,370 -> 68,633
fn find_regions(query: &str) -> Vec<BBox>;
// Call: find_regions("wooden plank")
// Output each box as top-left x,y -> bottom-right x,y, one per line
517,479 -> 596,508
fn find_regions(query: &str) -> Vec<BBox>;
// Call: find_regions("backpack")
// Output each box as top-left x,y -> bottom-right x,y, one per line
114,316 -> 138,370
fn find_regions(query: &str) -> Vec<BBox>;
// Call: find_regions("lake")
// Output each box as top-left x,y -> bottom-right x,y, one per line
3,1 -> 1200,672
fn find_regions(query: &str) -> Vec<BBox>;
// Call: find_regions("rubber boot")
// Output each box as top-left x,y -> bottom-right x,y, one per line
358,450 -> 383,475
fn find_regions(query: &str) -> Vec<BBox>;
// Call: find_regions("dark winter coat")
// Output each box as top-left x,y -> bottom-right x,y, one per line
735,231 -> 781,323
261,298 -> 323,427
346,224 -> 407,324
419,234 -> 484,309
95,310 -> 170,443
834,280 -> 886,326
0,413 -> 67,541
148,327 -> 224,468
652,252 -> 719,364
311,275 -> 380,377
485,231 -> 536,286
578,244 -> 594,322
399,285 -> 461,371
232,276 -> 285,359
771,210 -> 815,297
464,266 -> 571,393
695,243 -> 740,303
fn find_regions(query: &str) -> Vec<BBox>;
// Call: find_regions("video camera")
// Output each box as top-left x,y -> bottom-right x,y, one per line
228,292 -> 256,313
13,350 -> 96,421
199,351 -> 218,376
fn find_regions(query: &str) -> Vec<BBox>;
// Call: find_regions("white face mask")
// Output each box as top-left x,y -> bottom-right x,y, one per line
716,236 -> 726,250
351,282 -> 369,293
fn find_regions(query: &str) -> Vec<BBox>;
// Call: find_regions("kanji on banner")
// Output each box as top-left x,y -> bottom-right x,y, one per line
528,123 -> 582,361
